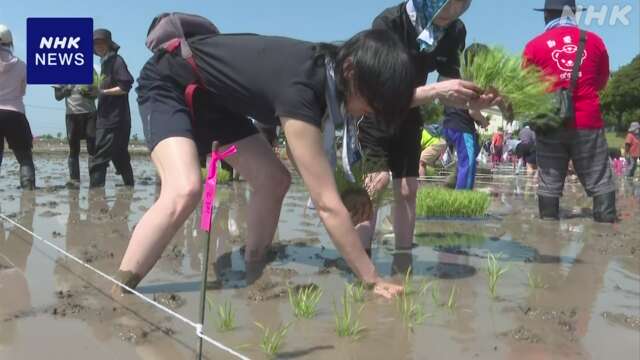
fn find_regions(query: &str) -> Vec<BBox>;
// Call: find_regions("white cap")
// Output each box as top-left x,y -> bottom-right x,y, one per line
0,24 -> 13,45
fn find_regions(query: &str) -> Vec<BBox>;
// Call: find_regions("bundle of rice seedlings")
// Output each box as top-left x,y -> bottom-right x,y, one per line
93,72 -> 105,88
334,157 -> 390,224
461,46 -> 560,128
416,187 -> 490,218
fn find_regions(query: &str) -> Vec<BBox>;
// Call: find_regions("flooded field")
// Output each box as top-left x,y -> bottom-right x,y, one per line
0,153 -> 638,359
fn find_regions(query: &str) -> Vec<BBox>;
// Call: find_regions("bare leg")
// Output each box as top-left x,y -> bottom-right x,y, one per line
222,134 -> 291,263
392,177 -> 418,250
114,137 -> 202,292
355,171 -> 390,251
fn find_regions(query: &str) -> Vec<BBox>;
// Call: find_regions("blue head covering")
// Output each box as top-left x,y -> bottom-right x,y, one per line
409,0 -> 470,52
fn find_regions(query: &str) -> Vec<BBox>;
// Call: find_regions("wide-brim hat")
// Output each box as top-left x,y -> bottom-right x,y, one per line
93,28 -> 120,54
534,0 -> 584,12
629,122 -> 640,133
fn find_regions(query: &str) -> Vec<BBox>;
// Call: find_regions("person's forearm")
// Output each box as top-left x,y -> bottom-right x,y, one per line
101,86 -> 128,96
316,202 -> 378,283
411,84 -> 439,108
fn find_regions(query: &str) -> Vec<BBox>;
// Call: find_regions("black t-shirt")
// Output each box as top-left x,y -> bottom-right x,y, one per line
372,2 -> 467,85
187,34 -> 327,128
97,53 -> 134,129
442,106 -> 477,134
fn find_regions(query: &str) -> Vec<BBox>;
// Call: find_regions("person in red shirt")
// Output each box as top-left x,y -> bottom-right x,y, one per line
491,127 -> 504,167
625,122 -> 640,178
523,0 -> 616,223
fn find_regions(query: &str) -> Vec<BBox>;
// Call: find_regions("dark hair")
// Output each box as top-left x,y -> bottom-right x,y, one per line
463,43 -> 489,67
316,30 -> 416,127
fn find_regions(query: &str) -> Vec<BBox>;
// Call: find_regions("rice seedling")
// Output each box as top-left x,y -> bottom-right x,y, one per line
255,322 -> 290,359
288,284 -> 322,319
487,253 -> 510,299
346,282 -> 367,303
334,291 -> 366,339
207,299 -> 236,332
217,168 -> 232,184
528,272 -> 546,289
431,280 -> 441,307
397,291 -> 428,330
446,284 -> 457,311
460,46 -> 560,128
335,157 -> 391,224
416,187 -> 490,218
415,232 -> 486,249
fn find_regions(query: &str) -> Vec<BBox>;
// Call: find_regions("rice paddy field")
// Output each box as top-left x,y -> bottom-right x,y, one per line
0,151 -> 639,360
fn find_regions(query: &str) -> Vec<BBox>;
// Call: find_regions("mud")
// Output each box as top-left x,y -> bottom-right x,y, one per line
0,154 -> 638,359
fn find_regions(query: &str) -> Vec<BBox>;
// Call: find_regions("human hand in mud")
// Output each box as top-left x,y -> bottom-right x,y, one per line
373,279 -> 403,299
340,188 -> 374,225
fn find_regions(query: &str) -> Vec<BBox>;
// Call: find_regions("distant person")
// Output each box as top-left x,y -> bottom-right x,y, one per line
625,122 -> 640,178
90,29 -> 134,188
0,24 -> 35,190
418,124 -> 448,177
490,127 -> 504,167
516,125 -> 537,174
53,81 -> 98,186
524,0 -> 616,223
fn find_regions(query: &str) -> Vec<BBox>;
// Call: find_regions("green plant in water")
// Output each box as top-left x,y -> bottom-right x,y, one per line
460,46 -> 559,128
334,291 -> 366,339
217,168 -> 232,184
346,282 -> 367,303
527,272 -> 545,289
416,187 -> 490,218
431,280 -> 441,307
255,322 -> 290,359
446,284 -> 457,311
207,299 -> 236,332
487,253 -> 510,299
397,292 -> 429,330
288,284 -> 322,319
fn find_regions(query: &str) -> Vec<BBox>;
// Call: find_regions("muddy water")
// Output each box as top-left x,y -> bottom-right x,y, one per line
0,154 -> 638,360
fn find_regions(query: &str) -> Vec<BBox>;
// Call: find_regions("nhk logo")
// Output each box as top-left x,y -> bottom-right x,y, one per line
27,18 -> 93,84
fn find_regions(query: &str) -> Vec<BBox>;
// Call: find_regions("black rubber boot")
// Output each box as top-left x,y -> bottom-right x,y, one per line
68,157 -> 80,181
14,150 -> 36,190
120,167 -> 135,187
89,167 -> 107,188
593,192 -> 617,223
538,196 -> 560,220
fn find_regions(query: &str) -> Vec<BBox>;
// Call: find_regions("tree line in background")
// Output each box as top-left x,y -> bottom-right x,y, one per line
601,55 -> 640,133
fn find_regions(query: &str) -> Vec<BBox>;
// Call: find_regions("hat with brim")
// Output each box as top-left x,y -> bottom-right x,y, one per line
93,28 -> 120,54
629,122 -> 640,133
534,0 -> 583,11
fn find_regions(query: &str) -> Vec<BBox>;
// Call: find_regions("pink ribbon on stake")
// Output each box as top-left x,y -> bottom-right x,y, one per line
199,146 -> 237,232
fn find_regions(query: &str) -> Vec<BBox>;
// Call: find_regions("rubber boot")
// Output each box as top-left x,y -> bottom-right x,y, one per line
538,196 -> 560,220
120,167 -> 135,187
90,166 -> 107,188
593,192 -> 617,223
14,150 -> 36,190
68,156 -> 80,181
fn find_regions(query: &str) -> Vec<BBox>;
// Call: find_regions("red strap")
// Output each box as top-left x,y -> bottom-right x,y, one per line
164,38 -> 181,53
184,83 -> 199,120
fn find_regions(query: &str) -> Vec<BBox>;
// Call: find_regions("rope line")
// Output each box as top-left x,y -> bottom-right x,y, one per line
0,213 -> 251,360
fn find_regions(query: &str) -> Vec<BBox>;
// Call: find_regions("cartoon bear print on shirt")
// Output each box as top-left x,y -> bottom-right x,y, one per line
552,44 -> 587,72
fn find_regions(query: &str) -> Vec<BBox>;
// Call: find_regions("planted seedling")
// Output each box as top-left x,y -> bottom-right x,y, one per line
255,322 -> 290,359
208,299 -> 236,332
487,253 -> 510,299
397,292 -> 429,330
527,272 -> 546,289
288,284 -> 322,319
431,280 -> 441,307
346,282 -> 367,303
446,284 -> 457,311
334,291 -> 366,339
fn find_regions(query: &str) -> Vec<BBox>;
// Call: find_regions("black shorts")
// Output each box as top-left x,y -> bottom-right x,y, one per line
357,108 -> 422,178
66,112 -> 96,141
138,58 -> 258,155
0,109 -> 33,152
